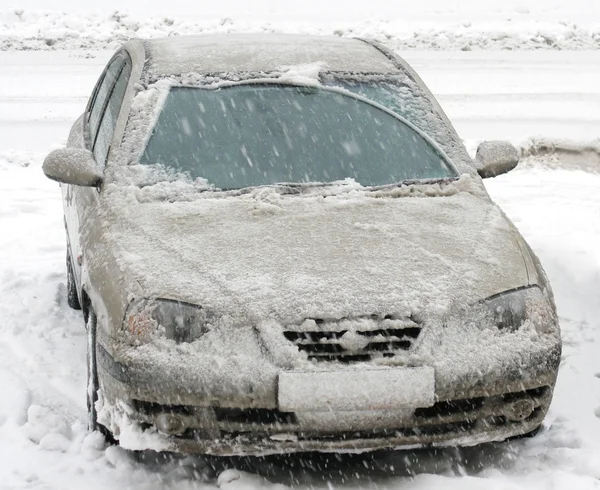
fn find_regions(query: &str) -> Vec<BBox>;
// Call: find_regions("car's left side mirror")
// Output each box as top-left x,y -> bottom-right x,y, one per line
42,148 -> 103,187
475,141 -> 520,179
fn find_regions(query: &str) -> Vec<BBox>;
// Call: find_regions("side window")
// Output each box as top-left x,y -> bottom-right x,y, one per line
93,56 -> 132,167
88,56 -> 124,148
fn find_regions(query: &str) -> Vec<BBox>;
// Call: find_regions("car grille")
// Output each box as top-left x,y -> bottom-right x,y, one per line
283,315 -> 422,362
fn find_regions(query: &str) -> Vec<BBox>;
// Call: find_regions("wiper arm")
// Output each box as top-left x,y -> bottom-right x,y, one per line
214,178 -> 459,195
368,177 -> 459,191
216,183 -> 305,195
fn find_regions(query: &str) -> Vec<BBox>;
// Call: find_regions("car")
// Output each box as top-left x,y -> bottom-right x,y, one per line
42,34 -> 561,456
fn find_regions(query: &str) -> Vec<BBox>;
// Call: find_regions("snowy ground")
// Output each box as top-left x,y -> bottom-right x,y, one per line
1,48 -> 600,489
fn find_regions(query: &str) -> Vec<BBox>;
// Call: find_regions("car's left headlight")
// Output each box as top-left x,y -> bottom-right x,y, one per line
480,286 -> 554,333
124,298 -> 209,344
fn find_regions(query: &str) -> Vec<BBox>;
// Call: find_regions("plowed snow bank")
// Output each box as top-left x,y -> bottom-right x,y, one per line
1,9 -> 600,51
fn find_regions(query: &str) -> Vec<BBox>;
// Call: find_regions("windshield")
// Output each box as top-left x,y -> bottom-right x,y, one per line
140,85 -> 457,189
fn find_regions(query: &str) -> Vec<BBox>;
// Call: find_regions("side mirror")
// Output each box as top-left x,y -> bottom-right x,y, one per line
42,148 -> 103,187
475,141 -> 520,179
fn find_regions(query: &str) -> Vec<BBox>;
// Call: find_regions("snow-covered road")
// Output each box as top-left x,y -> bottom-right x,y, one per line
1,51 -> 599,489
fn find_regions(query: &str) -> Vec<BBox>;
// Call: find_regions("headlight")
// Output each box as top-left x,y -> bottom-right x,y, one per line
480,286 -> 554,332
484,288 -> 527,331
124,298 -> 209,343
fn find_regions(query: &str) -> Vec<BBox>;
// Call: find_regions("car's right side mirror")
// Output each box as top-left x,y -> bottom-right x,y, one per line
475,141 -> 520,179
42,148 -> 103,187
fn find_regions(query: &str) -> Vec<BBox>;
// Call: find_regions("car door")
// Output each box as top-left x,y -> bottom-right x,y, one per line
67,52 -> 132,289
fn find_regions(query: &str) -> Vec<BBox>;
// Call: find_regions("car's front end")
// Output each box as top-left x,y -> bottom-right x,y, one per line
84,37 -> 560,455
90,176 -> 561,456
95,283 -> 560,456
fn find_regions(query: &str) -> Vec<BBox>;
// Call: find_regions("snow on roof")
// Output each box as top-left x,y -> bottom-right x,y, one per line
141,34 -> 400,76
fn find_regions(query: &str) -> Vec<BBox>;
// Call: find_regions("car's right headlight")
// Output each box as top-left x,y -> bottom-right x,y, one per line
124,298 -> 209,344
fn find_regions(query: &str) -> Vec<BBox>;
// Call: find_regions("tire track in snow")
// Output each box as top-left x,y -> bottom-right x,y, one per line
0,154 -> 88,430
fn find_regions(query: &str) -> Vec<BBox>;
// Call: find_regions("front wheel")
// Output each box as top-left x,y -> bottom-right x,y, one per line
86,309 -> 100,432
86,309 -> 114,444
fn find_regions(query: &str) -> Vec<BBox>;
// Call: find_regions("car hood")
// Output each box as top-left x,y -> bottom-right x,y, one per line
97,181 -> 529,324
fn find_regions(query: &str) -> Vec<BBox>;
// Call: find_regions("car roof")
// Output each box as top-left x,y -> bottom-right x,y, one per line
125,34 -> 400,77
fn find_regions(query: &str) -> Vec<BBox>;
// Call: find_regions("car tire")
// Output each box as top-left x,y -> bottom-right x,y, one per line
66,252 -> 82,310
86,308 -> 114,442
86,309 -> 100,432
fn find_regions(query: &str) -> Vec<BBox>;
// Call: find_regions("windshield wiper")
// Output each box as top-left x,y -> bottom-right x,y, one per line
211,177 -> 459,195
368,177 -> 459,191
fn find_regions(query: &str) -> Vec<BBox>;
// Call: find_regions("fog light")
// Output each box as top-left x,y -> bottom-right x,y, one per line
155,413 -> 186,435
504,399 -> 535,422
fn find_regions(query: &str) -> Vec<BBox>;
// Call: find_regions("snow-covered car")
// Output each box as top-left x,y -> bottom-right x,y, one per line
42,34 -> 561,455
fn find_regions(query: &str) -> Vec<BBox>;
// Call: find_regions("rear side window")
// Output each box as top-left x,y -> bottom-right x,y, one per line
88,56 -> 124,146
93,58 -> 131,167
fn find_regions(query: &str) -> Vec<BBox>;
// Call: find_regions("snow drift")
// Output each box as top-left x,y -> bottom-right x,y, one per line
1,9 -> 600,52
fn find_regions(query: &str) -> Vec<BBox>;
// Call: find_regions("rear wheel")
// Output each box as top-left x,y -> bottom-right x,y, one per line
66,252 -> 81,310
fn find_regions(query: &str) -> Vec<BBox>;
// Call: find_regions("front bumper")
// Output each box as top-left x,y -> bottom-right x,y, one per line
96,331 -> 560,456
118,384 -> 552,456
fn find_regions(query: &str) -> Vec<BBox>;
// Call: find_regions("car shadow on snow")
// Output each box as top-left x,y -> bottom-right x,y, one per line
130,439 -> 526,486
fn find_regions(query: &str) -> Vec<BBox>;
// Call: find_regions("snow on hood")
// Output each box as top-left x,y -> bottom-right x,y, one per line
97,177 -> 528,325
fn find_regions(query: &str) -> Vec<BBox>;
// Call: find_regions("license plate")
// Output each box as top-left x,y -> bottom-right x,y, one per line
278,367 -> 435,412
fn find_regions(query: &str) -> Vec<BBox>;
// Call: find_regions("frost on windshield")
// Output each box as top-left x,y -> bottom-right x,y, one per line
137,85 -> 456,189
321,72 -> 472,171
116,66 -> 476,191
